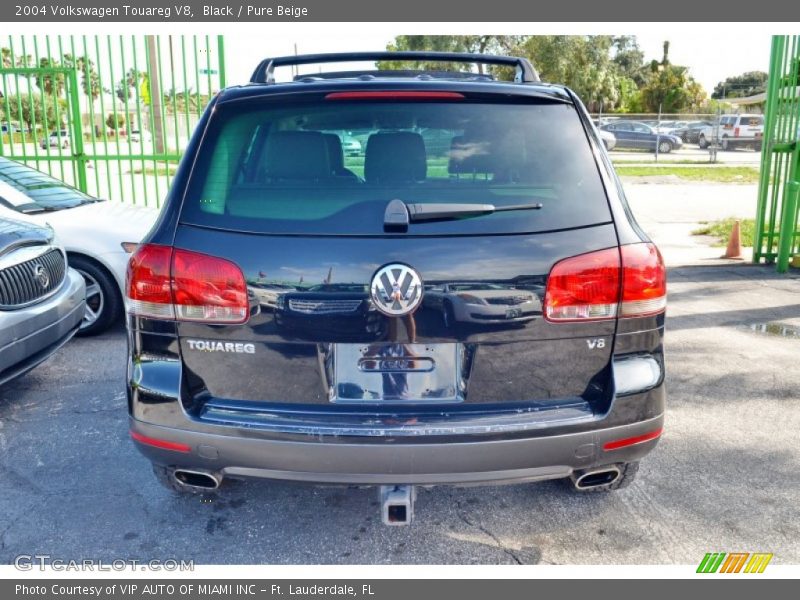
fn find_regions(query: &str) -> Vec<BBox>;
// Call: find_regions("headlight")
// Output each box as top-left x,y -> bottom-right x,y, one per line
457,293 -> 484,305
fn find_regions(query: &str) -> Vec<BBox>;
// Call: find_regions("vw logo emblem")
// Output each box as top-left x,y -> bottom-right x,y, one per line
370,263 -> 423,317
32,263 -> 50,289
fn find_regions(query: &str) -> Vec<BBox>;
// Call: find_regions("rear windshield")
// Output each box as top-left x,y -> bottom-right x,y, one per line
180,97 -> 611,235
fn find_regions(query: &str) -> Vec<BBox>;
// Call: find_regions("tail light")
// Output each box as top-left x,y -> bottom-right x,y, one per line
734,127 -> 741,137
544,248 -> 620,322
619,243 -> 667,317
126,244 -> 249,324
544,243 -> 666,322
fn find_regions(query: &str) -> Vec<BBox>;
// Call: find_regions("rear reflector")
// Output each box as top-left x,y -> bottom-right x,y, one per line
130,430 -> 191,453
126,244 -> 249,324
544,243 -> 666,322
325,91 -> 465,100
603,427 -> 663,451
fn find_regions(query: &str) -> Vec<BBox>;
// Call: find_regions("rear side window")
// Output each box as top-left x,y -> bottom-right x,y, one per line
738,116 -> 763,126
180,97 -> 612,235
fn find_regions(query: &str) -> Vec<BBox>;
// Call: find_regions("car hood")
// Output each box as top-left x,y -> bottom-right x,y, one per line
33,200 -> 159,244
0,217 -> 53,256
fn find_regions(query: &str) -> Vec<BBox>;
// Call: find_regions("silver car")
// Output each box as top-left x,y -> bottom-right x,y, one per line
0,217 -> 85,386
424,282 -> 541,327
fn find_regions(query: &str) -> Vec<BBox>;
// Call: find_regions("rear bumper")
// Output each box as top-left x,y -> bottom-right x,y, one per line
129,412 -> 663,486
0,268 -> 85,386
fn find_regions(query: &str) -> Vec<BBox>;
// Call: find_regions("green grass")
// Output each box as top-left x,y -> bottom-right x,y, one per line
615,166 -> 760,183
692,218 -> 756,247
129,164 -> 178,177
612,159 -> 724,165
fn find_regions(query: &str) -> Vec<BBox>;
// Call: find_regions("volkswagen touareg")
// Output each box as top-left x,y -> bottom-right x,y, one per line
126,52 -> 666,524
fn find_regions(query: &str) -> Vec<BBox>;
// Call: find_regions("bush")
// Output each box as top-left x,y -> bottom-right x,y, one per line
105,113 -> 125,131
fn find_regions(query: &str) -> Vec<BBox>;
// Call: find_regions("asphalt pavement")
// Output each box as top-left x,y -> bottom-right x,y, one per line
1,184 -> 798,565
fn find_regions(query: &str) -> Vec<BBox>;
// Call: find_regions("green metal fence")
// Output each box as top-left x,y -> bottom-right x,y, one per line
754,35 -> 800,272
0,35 -> 225,208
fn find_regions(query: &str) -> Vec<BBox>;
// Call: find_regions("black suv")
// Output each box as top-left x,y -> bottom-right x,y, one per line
126,52 -> 666,524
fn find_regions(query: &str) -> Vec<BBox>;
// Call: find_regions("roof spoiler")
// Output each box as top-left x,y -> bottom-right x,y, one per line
249,51 -> 540,84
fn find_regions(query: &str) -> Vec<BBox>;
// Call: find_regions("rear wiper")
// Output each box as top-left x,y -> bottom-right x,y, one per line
384,198 -> 543,230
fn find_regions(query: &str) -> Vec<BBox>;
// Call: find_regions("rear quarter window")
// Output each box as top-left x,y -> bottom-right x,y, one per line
180,96 -> 612,236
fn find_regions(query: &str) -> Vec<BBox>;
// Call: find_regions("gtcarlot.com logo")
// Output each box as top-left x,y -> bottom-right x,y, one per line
14,555 -> 194,571
696,552 -> 773,573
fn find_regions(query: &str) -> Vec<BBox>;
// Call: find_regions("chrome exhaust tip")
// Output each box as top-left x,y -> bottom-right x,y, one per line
173,469 -> 221,490
572,466 -> 621,490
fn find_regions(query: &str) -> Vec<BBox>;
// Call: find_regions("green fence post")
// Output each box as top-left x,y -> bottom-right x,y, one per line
66,68 -> 88,193
217,35 -> 226,88
754,36 -> 783,263
776,181 -> 799,272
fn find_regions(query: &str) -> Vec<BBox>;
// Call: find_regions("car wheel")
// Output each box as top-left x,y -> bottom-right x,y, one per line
721,137 -> 730,151
754,142 -> 762,152
70,255 -> 121,337
568,461 -> 640,493
657,140 -> 672,154
442,302 -> 456,329
698,134 -> 708,149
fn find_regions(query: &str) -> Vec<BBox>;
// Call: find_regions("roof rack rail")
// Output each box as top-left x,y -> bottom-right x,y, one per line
250,51 -> 540,85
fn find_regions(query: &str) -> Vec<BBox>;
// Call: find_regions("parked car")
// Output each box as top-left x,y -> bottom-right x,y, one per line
129,129 -> 151,144
0,158 -> 158,335
341,135 -> 362,156
697,114 -> 764,151
126,52 -> 666,521
40,130 -> 70,149
600,121 -> 682,153
671,120 -> 714,143
597,128 -> 617,151
424,282 -> 540,326
0,216 -> 85,386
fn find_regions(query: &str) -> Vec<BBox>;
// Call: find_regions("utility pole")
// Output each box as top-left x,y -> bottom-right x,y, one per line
146,35 -> 165,155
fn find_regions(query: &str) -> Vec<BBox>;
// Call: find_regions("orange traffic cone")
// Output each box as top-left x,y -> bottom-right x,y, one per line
722,220 -> 744,260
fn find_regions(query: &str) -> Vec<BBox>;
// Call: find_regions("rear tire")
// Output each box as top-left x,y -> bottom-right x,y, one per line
70,255 -> 121,337
698,134 -> 708,149
569,461 -> 640,493
721,137 -> 731,151
657,140 -> 672,154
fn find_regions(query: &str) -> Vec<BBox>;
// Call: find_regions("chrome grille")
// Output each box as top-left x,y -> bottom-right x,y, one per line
0,247 -> 66,309
288,299 -> 362,314
485,296 -> 530,306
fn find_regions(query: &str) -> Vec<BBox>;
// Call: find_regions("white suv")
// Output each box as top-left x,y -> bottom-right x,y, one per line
697,114 -> 764,151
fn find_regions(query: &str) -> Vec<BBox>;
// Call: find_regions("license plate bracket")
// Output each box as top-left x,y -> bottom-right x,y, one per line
332,343 -> 461,403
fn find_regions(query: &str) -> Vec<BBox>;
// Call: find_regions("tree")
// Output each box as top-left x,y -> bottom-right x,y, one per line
510,36 -> 624,111
34,57 -> 66,97
711,71 -> 768,99
116,69 -> 146,103
380,35 -> 517,74
106,112 -> 125,131
6,93 -> 63,132
73,56 -> 101,100
612,36 -> 647,86
639,41 -> 706,112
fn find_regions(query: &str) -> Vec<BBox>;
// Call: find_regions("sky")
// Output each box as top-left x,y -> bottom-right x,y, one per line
222,31 -> 773,94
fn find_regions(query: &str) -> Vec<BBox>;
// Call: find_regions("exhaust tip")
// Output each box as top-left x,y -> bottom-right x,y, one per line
173,469 -> 220,490
573,466 -> 621,490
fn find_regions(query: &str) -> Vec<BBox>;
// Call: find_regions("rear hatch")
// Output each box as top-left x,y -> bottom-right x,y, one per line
137,88 -> 629,427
